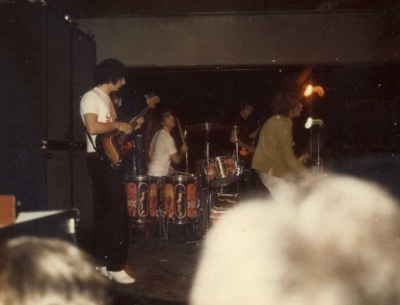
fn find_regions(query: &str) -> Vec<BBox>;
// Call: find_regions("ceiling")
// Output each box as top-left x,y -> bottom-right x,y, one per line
47,0 -> 399,19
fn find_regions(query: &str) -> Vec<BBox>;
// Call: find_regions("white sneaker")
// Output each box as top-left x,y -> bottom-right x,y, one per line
95,266 -> 111,279
108,270 -> 135,284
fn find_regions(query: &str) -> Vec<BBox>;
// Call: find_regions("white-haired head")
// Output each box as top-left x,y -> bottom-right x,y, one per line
190,175 -> 400,305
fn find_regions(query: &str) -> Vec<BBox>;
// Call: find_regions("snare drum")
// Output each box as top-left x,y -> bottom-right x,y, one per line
161,175 -> 199,224
126,176 -> 160,223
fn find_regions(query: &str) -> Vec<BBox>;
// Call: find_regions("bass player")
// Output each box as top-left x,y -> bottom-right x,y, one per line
80,58 -> 158,284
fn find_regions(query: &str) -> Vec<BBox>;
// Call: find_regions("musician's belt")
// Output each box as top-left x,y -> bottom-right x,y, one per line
87,152 -> 99,159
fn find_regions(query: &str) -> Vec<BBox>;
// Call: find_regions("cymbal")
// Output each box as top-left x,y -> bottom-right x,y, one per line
186,122 -> 229,131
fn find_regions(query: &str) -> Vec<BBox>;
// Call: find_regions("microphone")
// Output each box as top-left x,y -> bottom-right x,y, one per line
305,117 -> 324,129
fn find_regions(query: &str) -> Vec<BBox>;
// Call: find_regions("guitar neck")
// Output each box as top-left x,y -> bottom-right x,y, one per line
129,105 -> 151,127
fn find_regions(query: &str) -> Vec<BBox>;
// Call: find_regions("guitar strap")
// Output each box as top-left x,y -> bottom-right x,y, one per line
86,130 -> 100,153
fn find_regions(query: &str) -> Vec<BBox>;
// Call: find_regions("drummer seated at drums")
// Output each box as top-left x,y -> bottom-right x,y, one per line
147,108 -> 189,177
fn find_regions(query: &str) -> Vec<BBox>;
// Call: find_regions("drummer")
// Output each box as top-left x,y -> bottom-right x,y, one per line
147,108 -> 189,177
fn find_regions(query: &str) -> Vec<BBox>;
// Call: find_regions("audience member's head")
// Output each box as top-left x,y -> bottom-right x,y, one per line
0,236 -> 111,305
190,175 -> 400,305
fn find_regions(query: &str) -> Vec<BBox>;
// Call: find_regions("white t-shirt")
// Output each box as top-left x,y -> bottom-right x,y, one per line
147,130 -> 177,177
80,87 -> 117,153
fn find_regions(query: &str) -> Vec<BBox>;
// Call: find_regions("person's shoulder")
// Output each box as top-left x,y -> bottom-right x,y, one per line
159,130 -> 173,139
270,115 -> 290,124
81,88 -> 97,102
264,115 -> 290,132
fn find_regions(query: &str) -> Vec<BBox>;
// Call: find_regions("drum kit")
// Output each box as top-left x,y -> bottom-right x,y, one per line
126,121 -> 244,241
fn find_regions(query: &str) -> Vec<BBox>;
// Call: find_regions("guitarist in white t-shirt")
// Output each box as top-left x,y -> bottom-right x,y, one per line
80,58 -> 158,284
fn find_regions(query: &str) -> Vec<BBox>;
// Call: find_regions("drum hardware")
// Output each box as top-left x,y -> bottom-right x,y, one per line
160,175 -> 202,242
171,170 -> 196,177
177,118 -> 189,173
209,193 -> 241,227
233,125 -> 239,161
184,128 -> 189,172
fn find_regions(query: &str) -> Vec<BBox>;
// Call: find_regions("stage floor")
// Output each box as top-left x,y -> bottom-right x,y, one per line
112,234 -> 202,305
91,181 -> 270,305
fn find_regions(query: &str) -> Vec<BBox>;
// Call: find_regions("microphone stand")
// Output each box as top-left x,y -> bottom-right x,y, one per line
316,124 -> 322,173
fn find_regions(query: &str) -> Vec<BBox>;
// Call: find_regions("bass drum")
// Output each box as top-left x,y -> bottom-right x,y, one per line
161,175 -> 199,224
126,176 -> 160,223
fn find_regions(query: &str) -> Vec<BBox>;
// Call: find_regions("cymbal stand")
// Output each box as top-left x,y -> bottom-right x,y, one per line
205,122 -> 211,183
204,123 -> 212,235
184,128 -> 189,172
233,125 -> 239,161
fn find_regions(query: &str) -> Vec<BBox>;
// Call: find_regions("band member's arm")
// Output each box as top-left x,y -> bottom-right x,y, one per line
170,143 -> 189,164
279,124 -> 309,175
237,139 -> 255,154
84,113 -> 143,135
230,129 -> 255,154
249,126 -> 261,139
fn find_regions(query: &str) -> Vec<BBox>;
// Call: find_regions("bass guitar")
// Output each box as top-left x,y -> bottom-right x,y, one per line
96,94 -> 159,168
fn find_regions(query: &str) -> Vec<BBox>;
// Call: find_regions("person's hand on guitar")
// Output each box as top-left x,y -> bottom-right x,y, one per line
96,93 -> 160,168
116,122 -> 134,135
134,117 -> 144,130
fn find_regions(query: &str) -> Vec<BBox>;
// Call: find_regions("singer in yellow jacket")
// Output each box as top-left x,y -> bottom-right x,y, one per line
252,93 -> 312,199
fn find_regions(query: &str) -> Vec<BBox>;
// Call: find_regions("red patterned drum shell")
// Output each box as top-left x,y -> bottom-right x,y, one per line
161,175 -> 199,224
126,176 -> 160,223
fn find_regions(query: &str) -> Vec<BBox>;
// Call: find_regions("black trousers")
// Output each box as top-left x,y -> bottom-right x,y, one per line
87,156 -> 128,271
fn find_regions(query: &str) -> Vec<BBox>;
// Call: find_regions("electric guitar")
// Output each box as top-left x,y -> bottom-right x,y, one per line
96,94 -> 159,168
240,145 -> 254,157
239,125 -> 261,156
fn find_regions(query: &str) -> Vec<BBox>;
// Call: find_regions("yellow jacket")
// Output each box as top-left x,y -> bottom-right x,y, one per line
251,114 -> 306,180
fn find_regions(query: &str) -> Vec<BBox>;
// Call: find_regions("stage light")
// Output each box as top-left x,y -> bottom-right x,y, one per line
305,117 -> 324,129
304,85 -> 313,97
303,85 -> 325,97
314,85 -> 325,97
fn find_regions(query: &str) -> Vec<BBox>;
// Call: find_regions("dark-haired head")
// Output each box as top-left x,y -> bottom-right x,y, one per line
94,58 -> 127,85
240,101 -> 254,110
271,92 -> 301,116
